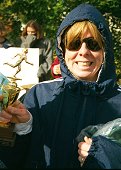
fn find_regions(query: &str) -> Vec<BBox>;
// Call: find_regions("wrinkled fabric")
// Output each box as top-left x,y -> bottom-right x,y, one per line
0,160 -> 7,168
76,118 -> 121,146
76,118 -> 121,168
86,136 -> 121,169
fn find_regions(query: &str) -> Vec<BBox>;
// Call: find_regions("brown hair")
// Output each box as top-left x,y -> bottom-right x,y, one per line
62,20 -> 104,52
21,20 -> 43,39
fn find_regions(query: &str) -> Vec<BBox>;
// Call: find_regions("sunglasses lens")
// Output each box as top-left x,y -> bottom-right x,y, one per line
67,39 -> 81,51
85,38 -> 101,51
67,38 -> 101,51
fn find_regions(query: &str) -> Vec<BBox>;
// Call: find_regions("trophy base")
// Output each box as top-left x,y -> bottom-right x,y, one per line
0,123 -> 16,147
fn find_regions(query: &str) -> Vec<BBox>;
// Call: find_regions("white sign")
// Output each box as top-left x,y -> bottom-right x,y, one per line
0,47 -> 39,97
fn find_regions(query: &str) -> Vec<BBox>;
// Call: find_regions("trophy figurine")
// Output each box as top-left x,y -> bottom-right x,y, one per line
0,48 -> 33,147
4,48 -> 33,79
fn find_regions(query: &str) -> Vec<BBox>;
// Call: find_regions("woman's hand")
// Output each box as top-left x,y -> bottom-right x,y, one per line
53,64 -> 61,75
0,100 -> 30,124
78,136 -> 92,166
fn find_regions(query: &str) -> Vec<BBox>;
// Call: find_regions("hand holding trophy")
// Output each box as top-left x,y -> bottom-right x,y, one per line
0,72 -> 21,147
0,48 -> 33,147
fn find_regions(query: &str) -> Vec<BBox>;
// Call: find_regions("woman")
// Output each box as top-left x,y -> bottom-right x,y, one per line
0,21 -> 12,48
0,3 -> 121,168
21,20 -> 53,82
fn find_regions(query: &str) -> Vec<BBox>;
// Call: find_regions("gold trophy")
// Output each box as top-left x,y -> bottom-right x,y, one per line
0,48 -> 33,147
0,72 -> 21,147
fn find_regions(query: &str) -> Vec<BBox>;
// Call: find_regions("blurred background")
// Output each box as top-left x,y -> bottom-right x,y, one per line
0,0 -> 121,83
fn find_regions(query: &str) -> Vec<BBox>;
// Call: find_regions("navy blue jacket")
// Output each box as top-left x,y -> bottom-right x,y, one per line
2,38 -> 12,48
1,3 -> 121,169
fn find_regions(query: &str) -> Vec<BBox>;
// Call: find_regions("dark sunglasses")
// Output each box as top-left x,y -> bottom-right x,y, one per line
67,37 -> 102,51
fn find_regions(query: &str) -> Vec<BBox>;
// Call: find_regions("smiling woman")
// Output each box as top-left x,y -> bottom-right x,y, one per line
63,21 -> 104,81
0,3 -> 121,169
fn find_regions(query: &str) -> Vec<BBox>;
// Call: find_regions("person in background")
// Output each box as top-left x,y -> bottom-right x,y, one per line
0,3 -> 121,169
21,20 -> 53,82
0,21 -> 12,48
51,56 -> 62,79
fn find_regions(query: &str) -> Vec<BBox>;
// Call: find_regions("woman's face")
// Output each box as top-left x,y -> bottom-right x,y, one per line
64,29 -> 104,82
27,26 -> 36,35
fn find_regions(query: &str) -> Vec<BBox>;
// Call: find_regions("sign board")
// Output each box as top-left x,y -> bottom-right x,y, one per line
0,47 -> 39,97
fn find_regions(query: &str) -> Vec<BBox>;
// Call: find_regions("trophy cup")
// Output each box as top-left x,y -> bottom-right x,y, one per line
0,48 -> 33,147
0,72 -> 21,147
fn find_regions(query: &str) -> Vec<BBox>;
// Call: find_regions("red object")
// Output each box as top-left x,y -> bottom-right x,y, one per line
51,57 -> 62,79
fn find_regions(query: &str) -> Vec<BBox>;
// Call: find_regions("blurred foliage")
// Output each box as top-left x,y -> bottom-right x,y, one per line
0,0 -> 121,77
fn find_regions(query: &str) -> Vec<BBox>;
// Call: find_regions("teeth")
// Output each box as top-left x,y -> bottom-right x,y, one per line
78,61 -> 92,66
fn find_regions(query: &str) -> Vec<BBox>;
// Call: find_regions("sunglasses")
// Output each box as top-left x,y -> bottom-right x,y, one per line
66,37 -> 102,51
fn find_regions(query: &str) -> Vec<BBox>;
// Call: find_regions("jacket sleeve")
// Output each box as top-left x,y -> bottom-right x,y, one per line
20,35 -> 37,48
83,135 -> 121,169
37,39 -> 53,77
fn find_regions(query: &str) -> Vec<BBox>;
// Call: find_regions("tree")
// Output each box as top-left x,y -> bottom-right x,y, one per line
0,0 -> 121,78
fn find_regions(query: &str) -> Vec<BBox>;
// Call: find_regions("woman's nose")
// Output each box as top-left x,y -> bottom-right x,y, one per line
27,32 -> 33,35
78,42 -> 89,55
27,31 -> 36,35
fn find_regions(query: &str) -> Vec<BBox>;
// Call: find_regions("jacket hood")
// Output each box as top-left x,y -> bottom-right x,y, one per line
56,3 -> 116,85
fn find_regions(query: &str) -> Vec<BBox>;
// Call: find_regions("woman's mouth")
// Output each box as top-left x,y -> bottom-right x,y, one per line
77,61 -> 93,66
